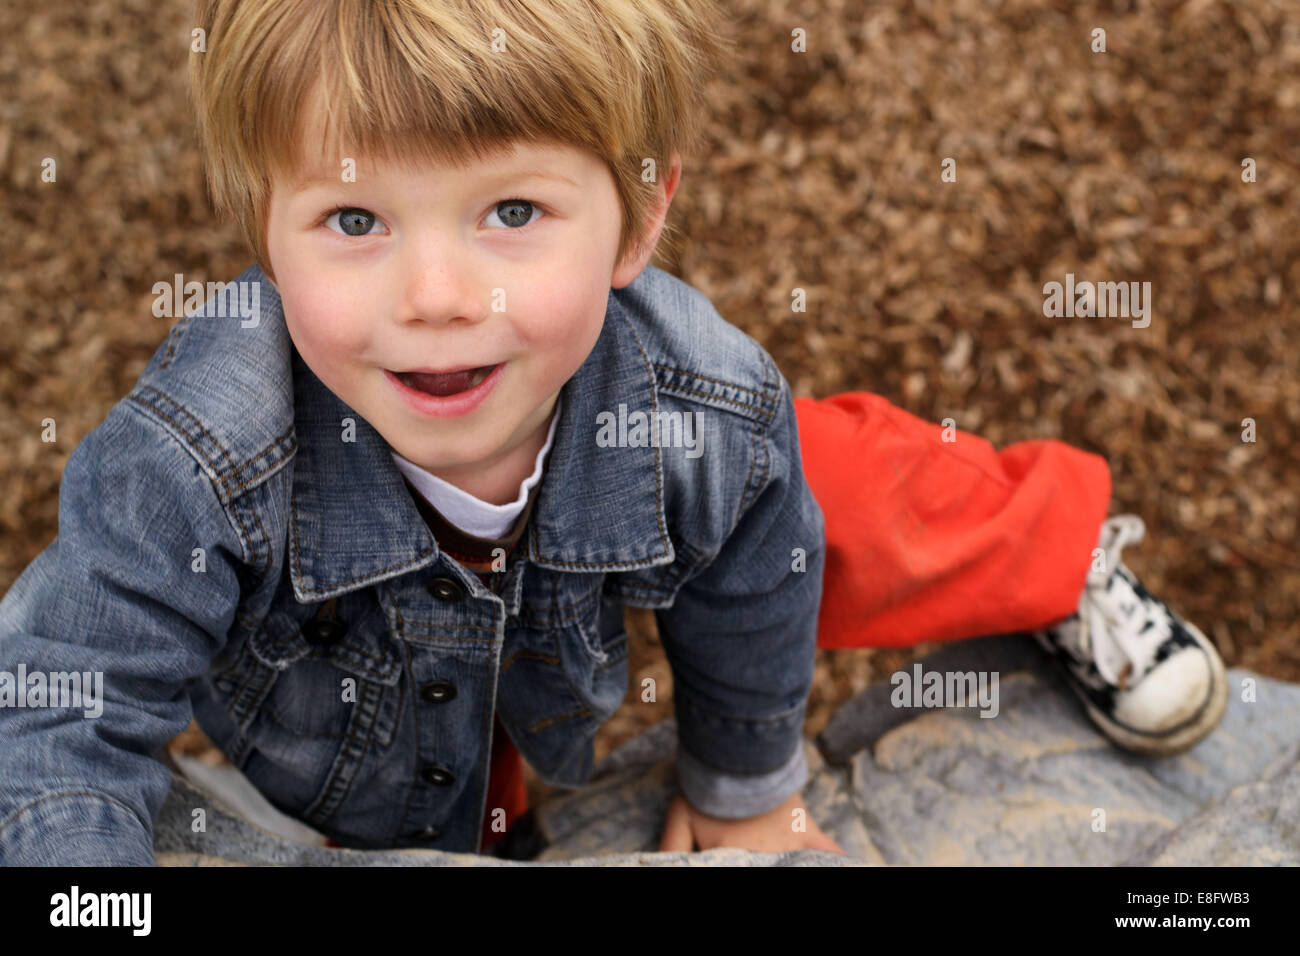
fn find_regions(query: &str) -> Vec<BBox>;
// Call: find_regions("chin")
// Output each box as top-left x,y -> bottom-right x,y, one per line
398,438 -> 500,471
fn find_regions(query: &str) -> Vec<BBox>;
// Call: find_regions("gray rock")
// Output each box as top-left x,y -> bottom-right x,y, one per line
1120,746 -> 1300,866
154,773 -> 853,866
530,723 -> 879,863
154,633 -> 1300,865
818,634 -> 1300,865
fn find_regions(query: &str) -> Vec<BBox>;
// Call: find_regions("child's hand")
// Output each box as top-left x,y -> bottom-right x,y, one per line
657,788 -> 847,856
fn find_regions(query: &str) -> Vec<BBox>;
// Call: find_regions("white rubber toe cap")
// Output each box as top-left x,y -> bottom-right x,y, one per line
1113,647 -> 1212,734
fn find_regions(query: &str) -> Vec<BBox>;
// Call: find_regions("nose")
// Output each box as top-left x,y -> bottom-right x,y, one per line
392,233 -> 488,328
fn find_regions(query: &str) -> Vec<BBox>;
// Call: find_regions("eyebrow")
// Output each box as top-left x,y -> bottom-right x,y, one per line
492,169 -> 581,189
291,167 -> 581,192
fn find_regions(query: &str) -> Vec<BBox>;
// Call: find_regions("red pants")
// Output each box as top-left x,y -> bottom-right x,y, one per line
482,391 -> 1112,847
794,393 -> 1111,648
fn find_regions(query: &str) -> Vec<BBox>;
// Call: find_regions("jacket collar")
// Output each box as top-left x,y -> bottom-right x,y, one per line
287,286 -> 675,603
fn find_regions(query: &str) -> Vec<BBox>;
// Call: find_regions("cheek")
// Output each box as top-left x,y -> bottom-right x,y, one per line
281,277 -> 373,360
267,204 -> 374,363
519,282 -> 607,357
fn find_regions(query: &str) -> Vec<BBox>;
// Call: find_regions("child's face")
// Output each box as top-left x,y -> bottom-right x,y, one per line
265,133 -> 665,500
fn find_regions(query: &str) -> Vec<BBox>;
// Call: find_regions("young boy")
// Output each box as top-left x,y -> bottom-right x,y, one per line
0,0 -> 1225,865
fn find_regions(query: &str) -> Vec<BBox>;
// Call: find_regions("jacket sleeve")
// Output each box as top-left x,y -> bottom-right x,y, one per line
655,370 -> 826,819
0,399 -> 246,865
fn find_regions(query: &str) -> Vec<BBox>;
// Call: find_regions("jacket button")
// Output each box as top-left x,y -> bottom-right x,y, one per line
420,680 -> 457,703
412,825 -> 441,842
421,764 -> 456,786
303,618 -> 347,646
426,577 -> 466,602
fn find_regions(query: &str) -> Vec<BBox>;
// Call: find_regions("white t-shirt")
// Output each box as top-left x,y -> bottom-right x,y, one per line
390,407 -> 560,540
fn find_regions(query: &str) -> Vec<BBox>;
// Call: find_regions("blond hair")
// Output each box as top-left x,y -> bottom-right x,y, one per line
188,0 -> 734,277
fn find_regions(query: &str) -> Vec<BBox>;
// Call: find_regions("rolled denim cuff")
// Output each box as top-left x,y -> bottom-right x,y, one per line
674,738 -> 809,820
0,791 -> 155,866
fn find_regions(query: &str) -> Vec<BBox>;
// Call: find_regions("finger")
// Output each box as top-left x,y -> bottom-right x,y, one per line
808,827 -> 847,856
795,816 -> 847,858
658,794 -> 695,853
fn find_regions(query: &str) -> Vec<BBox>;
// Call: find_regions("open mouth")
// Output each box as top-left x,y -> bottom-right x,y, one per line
393,364 -> 499,397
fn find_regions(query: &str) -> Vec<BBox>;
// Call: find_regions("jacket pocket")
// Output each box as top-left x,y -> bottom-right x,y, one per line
571,578 -> 629,667
246,600 -> 404,749
550,579 -> 628,724
228,600 -> 407,832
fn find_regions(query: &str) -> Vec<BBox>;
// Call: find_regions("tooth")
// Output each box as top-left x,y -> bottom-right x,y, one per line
468,365 -> 491,387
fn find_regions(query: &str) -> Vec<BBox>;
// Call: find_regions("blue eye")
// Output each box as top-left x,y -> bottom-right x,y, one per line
325,207 -> 387,236
321,200 -> 542,236
486,199 -> 543,229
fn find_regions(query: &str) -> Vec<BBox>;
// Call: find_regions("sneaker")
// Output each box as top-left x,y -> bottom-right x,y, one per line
1032,515 -> 1228,756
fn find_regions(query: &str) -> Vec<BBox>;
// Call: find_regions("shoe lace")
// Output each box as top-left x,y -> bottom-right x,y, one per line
1077,515 -> 1172,689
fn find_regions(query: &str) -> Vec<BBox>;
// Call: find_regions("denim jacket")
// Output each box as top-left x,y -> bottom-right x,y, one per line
0,263 -> 825,864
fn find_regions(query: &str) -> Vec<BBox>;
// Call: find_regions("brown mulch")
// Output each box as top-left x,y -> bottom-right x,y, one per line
2,1 -> 1296,813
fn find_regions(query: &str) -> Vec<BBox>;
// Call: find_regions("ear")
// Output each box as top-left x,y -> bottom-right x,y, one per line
611,151 -> 682,289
